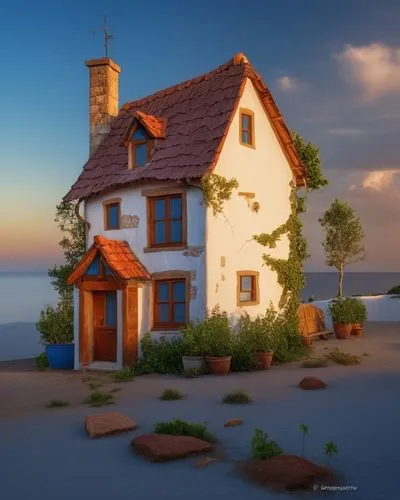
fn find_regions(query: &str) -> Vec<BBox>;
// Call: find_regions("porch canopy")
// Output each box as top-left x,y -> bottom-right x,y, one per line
67,235 -> 150,368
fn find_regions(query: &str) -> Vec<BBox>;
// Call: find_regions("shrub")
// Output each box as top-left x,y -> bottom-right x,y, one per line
154,419 -> 216,443
328,297 -> 362,324
135,333 -> 184,375
181,321 -> 205,356
36,301 -> 73,345
223,390 -> 252,404
301,358 -> 329,368
387,284 -> 400,295
160,388 -> 184,400
327,348 -> 361,366
251,428 -> 283,460
84,391 -> 115,407
202,306 -> 233,357
112,367 -> 134,382
35,352 -> 49,370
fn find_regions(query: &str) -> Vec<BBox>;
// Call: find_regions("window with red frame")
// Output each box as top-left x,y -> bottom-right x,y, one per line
154,279 -> 186,328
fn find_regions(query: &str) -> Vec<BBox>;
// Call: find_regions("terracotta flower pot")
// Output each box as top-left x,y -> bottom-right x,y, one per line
333,323 -> 352,339
257,350 -> 273,370
206,356 -> 232,375
351,323 -> 363,337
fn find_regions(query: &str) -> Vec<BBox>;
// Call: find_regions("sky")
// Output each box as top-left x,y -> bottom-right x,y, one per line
1,0 -> 399,272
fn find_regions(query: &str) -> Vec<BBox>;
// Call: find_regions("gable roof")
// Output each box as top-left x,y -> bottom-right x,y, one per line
67,235 -> 150,285
64,53 -> 306,202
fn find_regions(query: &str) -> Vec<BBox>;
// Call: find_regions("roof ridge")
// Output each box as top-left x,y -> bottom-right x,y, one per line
121,56 -> 242,111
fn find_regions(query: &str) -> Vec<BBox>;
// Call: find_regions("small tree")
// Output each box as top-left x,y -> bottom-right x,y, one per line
298,423 -> 309,457
319,199 -> 365,297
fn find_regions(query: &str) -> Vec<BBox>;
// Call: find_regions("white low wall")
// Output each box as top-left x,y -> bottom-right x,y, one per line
312,295 -> 400,329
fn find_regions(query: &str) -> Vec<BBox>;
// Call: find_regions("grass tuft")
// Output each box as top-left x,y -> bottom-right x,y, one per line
301,357 -> 329,368
326,348 -> 361,366
154,419 -> 216,443
160,388 -> 184,400
222,389 -> 252,404
46,400 -> 69,408
35,352 -> 49,371
112,367 -> 134,382
84,391 -> 115,407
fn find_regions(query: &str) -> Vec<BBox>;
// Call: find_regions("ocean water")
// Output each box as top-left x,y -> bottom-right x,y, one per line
1,271 -> 400,324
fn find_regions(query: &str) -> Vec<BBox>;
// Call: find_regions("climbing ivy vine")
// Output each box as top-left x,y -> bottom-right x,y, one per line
200,173 -> 239,215
254,130 -> 328,332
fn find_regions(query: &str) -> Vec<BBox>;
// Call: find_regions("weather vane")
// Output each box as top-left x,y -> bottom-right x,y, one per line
91,15 -> 113,57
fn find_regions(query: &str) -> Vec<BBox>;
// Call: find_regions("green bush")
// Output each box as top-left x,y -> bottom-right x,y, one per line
251,428 -> 283,460
112,367 -> 134,382
222,390 -> 252,404
328,297 -> 364,324
181,321 -> 205,356
35,352 -> 49,370
134,333 -> 184,375
154,419 -> 216,443
387,284 -> 400,295
36,301 -> 73,345
202,306 -> 233,357
160,388 -> 184,400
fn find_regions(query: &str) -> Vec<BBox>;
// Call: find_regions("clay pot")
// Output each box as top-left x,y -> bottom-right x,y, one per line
206,356 -> 232,375
333,323 -> 352,339
302,336 -> 312,348
351,323 -> 363,337
257,350 -> 273,370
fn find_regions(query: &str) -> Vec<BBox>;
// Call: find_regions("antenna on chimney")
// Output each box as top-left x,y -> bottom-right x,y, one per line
91,16 -> 113,57
103,15 -> 113,57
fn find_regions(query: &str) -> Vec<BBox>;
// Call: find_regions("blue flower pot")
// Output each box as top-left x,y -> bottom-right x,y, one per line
46,344 -> 74,370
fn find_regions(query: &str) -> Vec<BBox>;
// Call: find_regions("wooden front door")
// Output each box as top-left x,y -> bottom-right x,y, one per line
93,291 -> 117,362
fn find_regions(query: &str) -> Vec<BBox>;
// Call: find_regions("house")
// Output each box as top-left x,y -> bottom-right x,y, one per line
65,52 -> 305,370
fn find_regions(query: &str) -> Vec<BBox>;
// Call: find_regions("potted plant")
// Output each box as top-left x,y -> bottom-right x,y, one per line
181,321 -> 205,371
327,298 -> 355,339
36,301 -> 74,369
203,306 -> 233,375
252,320 -> 274,370
350,298 -> 367,336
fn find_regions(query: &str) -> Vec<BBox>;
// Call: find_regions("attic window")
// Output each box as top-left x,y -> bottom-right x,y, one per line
239,109 -> 255,148
130,127 -> 153,168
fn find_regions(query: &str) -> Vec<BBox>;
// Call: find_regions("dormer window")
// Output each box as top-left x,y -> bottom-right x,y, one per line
130,127 -> 153,168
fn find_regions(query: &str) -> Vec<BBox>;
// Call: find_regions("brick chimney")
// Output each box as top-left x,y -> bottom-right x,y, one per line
85,58 -> 121,157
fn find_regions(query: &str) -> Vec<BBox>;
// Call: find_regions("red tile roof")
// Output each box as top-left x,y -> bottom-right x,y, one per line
64,53 -> 305,202
67,235 -> 150,284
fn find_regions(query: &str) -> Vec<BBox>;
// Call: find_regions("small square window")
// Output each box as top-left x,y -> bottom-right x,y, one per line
104,201 -> 120,230
239,109 -> 255,147
237,271 -> 259,306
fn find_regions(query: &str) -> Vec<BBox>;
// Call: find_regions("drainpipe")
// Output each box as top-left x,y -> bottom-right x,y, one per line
75,199 -> 91,249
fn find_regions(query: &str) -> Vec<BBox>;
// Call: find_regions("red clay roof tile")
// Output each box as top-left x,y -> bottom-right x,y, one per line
67,236 -> 150,284
64,54 -> 305,201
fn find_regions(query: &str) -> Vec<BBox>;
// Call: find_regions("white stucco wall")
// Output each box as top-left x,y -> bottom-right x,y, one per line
85,183 -> 206,339
206,78 -> 293,319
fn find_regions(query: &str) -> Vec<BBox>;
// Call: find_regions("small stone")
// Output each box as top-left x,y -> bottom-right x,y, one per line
224,418 -> 243,427
85,412 -> 137,438
195,456 -> 217,468
132,434 -> 213,462
298,377 -> 327,390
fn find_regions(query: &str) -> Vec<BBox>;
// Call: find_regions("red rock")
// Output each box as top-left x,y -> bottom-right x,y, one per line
298,377 -> 327,390
195,456 -> 217,468
224,418 -> 243,427
132,434 -> 213,462
85,412 -> 137,438
242,455 -> 332,491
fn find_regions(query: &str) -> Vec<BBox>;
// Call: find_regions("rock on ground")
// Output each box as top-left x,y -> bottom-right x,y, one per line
224,418 -> 243,427
132,434 -> 213,462
242,455 -> 332,491
85,412 -> 137,438
298,376 -> 327,390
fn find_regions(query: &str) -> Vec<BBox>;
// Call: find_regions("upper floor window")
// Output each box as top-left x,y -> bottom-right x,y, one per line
236,270 -> 260,306
239,109 -> 255,147
104,199 -> 121,230
148,194 -> 184,247
130,127 -> 153,168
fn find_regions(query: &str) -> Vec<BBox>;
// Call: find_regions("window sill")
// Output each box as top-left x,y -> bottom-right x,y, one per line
239,141 -> 256,150
143,245 -> 187,253
150,327 -> 184,333
237,300 -> 260,307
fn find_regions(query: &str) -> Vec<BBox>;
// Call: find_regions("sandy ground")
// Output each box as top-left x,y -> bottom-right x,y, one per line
0,321 -> 399,500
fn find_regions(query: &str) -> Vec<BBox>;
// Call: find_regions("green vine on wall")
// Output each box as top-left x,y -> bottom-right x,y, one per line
201,173 -> 239,215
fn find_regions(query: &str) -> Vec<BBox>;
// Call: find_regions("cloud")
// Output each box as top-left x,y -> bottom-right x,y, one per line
361,169 -> 400,191
337,43 -> 400,100
276,76 -> 298,92
328,127 -> 364,136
